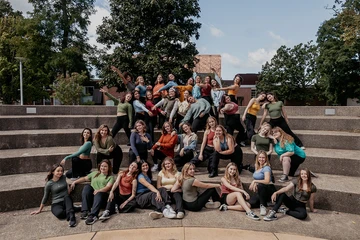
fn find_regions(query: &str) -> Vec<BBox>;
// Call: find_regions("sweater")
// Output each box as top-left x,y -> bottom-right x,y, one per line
130,132 -> 152,157
152,133 -> 178,158
182,98 -> 210,123
64,141 -> 92,160
94,136 -> 116,156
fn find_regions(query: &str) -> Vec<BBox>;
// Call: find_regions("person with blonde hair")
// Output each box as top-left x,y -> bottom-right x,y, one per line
219,163 -> 260,221
171,163 -> 221,212
157,157 -> 185,218
272,127 -> 306,182
264,168 -> 317,221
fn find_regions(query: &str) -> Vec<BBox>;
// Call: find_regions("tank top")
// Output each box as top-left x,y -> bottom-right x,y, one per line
119,173 -> 134,195
228,85 -> 239,96
220,138 -> 229,151
220,181 -> 237,196
201,84 -> 211,96
206,130 -> 215,146
224,102 -> 238,115
247,101 -> 260,116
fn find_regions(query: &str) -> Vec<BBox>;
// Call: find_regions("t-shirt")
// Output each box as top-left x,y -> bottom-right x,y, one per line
265,101 -> 284,118
251,134 -> 272,152
41,175 -> 68,204
158,170 -> 180,188
292,179 -> 317,202
87,171 -> 114,190
253,166 -> 272,181
182,178 -> 199,202
136,173 -> 151,194
274,141 -> 306,159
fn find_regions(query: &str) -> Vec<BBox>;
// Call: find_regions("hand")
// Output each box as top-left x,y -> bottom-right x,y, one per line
128,124 -> 132,129
161,111 -> 166,116
30,210 -> 41,215
180,148 -> 184,157
198,154 -> 203,161
243,192 -> 250,200
148,111 -> 154,117
271,192 -> 277,203
136,156 -> 141,162
210,67 -> 216,72
220,109 -> 224,114
155,191 -> 162,202
151,106 -> 157,111
199,112 -> 204,118
94,190 -> 99,195
150,149 -> 154,156
279,155 -> 284,162
169,118 -> 172,123
146,85 -> 153,90
110,65 -> 118,72
171,130 -> 177,137
99,88 -> 107,93
108,192 -> 114,202
156,142 -> 161,146
109,145 -> 114,153
60,159 -> 66,166
241,116 -> 245,122
140,135 -> 149,143
71,182 -> 76,190
120,201 -> 128,209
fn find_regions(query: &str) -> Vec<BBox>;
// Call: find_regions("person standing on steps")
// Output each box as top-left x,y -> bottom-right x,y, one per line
215,74 -> 242,103
31,164 -> 77,227
110,66 -> 135,92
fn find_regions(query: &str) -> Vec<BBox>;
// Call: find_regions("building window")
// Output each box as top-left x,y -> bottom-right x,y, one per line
251,89 -> 256,98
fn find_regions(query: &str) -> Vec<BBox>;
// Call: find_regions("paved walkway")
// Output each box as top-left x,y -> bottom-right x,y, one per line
43,227 -> 326,240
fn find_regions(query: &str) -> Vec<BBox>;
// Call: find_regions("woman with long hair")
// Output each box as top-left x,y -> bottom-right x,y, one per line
133,90 -> 154,124
150,121 -> 178,172
31,164 -> 77,227
176,77 -> 193,102
218,163 -> 260,221
136,160 -> 177,219
208,125 -> 243,178
190,116 -> 217,173
169,90 -> 191,131
157,157 -> 185,218
71,159 -> 114,225
260,92 -> 304,148
99,161 -> 140,221
94,124 -> 123,174
271,127 -> 306,182
110,66 -> 135,92
210,77 -> 225,122
248,151 -> 276,217
100,89 -> 133,139
153,87 -> 179,128
145,90 -> 164,141
219,94 -> 247,146
264,168 -> 317,221
135,75 -> 152,102
174,122 -> 198,169
129,120 -> 153,163
215,74 -> 242,103
171,163 -> 221,212
60,128 -> 93,180
152,74 -> 167,104
242,92 -> 267,140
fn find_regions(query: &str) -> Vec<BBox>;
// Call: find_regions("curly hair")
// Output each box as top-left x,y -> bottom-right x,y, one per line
273,127 -> 294,148
223,162 -> 241,187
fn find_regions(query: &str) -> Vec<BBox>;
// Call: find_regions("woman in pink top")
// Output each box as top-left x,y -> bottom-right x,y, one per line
219,163 -> 259,221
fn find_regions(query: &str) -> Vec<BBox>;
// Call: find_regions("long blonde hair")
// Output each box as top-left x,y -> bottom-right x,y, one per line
273,126 -> 294,148
178,162 -> 195,185
255,151 -> 271,171
223,162 -> 241,188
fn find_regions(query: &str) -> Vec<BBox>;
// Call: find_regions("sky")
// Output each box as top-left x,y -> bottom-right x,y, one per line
11,0 -> 335,80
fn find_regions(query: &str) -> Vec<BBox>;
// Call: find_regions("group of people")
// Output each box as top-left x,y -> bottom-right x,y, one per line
31,69 -> 317,228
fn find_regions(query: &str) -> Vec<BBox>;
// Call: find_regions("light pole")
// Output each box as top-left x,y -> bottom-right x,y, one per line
15,57 -> 26,105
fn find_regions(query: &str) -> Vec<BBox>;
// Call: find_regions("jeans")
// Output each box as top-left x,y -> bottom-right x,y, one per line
135,188 -> 171,212
168,191 -> 184,213
249,183 -> 276,208
81,185 -> 109,217
105,191 -> 137,214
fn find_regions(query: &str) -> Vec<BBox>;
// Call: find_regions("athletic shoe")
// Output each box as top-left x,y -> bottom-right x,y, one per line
277,207 -> 288,215
149,211 -> 163,219
240,141 -> 246,147
260,204 -> 267,216
85,215 -> 98,225
279,174 -> 289,183
219,204 -> 228,211
151,164 -> 158,172
263,210 -> 278,221
69,217 -> 76,227
246,211 -> 260,221
99,210 -> 111,221
165,205 -> 176,214
176,212 -> 185,219
205,201 -> 221,209
80,211 -> 88,220
162,208 -> 176,219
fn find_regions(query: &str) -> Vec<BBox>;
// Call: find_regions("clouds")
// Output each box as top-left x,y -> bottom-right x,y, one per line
268,31 -> 288,45
88,5 -> 111,48
10,0 -> 33,15
209,26 -> 224,37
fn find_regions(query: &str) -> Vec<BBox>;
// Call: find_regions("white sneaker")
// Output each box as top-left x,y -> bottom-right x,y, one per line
176,212 -> 185,219
205,201 -> 221,209
162,208 -> 176,219
165,205 -> 176,214
149,211 -> 163,219
260,204 -> 267,216
151,164 -> 158,172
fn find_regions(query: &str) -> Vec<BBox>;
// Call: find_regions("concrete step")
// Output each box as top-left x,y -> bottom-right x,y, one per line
1,146 -> 360,177
1,169 -> 359,214
1,128 -> 360,150
1,115 -> 359,131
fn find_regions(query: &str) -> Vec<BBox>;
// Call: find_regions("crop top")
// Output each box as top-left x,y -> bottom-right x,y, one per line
247,101 -> 260,116
201,84 -> 211,96
64,141 -> 92,160
220,181 -> 237,197
105,92 -> 133,122
223,102 -> 238,115
228,85 -> 239,96
265,101 -> 284,118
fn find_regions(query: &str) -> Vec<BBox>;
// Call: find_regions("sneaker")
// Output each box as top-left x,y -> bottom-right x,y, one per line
277,207 -> 288,215
219,204 -> 228,211
151,164 -> 158,172
205,201 -> 221,209
165,205 -> 176,215
263,210 -> 278,221
149,211 -> 163,219
240,141 -> 246,147
85,215 -> 98,225
176,212 -> 185,219
80,211 -> 88,220
99,210 -> 110,221
279,174 -> 289,183
69,217 -> 76,227
246,211 -> 260,221
162,208 -> 176,219
260,204 -> 267,216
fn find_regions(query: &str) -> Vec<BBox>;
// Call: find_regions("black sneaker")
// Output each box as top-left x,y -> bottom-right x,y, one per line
246,211 -> 260,221
85,215 -> 98,225
80,211 -> 88,220
69,217 -> 76,227
208,171 -> 218,178
263,210 -> 278,221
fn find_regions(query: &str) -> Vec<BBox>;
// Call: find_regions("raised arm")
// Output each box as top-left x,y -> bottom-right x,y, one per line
111,66 -> 127,83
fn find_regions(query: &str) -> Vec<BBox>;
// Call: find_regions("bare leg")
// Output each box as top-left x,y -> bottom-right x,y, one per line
226,192 -> 252,213
282,157 -> 291,175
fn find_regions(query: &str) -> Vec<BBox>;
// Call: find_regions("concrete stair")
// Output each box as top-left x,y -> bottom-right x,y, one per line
1,105 -> 359,216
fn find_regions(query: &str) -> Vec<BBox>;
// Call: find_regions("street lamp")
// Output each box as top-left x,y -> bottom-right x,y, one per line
15,57 -> 26,105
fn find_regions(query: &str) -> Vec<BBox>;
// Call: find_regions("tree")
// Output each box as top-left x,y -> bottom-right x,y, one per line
316,17 -> 360,105
96,0 -> 201,89
52,72 -> 87,105
257,42 -> 320,103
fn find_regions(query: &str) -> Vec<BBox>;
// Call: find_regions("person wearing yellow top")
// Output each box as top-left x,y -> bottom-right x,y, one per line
242,92 -> 267,139
176,77 -> 194,102
215,74 -> 243,103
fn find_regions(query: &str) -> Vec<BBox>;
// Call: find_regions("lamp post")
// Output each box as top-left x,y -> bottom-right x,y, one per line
15,57 -> 26,105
